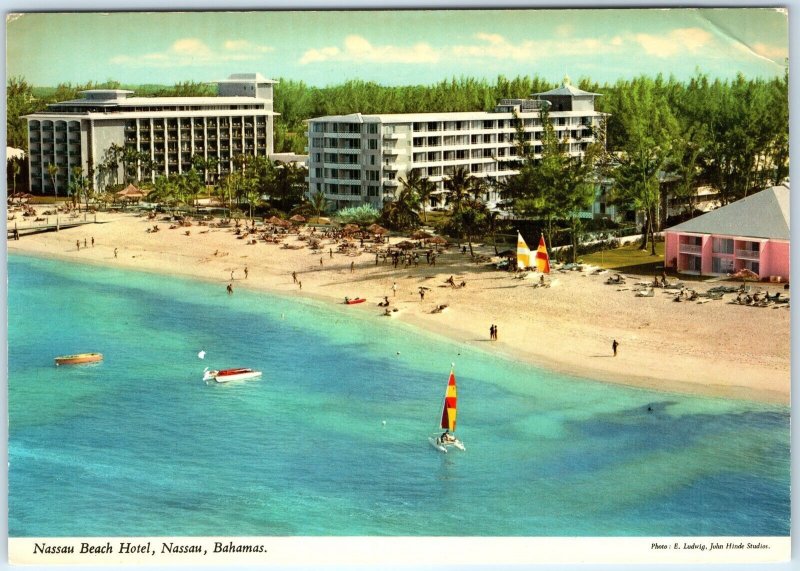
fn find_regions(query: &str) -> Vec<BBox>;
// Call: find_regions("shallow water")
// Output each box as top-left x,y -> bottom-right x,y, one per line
7,255 -> 790,537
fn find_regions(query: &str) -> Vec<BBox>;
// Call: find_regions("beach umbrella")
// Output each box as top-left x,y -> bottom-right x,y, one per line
290,214 -> 306,223
370,225 -> 389,235
396,240 -> 415,250
116,183 -> 147,198
411,230 -> 433,240
429,236 -> 448,245
343,224 -> 360,235
729,268 -> 759,284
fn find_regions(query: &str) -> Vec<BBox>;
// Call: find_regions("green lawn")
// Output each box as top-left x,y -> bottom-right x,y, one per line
580,242 -> 667,275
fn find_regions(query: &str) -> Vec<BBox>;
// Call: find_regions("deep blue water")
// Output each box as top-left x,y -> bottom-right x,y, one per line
7,255 -> 790,537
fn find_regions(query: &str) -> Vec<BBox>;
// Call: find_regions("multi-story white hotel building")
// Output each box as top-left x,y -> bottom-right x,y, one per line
306,81 -> 607,212
25,73 -> 277,195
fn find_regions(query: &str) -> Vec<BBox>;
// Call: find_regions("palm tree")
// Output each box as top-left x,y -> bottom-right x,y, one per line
381,186 -> 421,230
67,166 -> 85,209
183,168 -> 203,212
310,191 -> 328,221
398,168 -> 435,224
151,174 -> 177,211
47,163 -> 59,199
416,176 -> 436,224
101,143 -> 124,186
448,197 -> 488,257
10,158 -> 20,195
443,166 -> 473,214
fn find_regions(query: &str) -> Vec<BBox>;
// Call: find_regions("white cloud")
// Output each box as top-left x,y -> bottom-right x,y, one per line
451,33 -> 626,62
224,40 -> 273,54
634,27 -> 712,58
752,42 -> 787,61
299,34 -> 439,65
554,24 -> 574,38
110,38 -> 274,68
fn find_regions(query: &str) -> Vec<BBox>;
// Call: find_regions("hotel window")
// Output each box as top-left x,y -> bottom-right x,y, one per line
368,139 -> 378,150
712,257 -> 734,274
712,237 -> 733,254
368,124 -> 378,134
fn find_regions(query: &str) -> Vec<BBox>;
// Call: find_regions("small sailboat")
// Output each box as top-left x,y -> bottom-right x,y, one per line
429,365 -> 465,453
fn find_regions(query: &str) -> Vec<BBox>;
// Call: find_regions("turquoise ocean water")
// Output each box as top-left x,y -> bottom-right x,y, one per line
8,255 -> 789,537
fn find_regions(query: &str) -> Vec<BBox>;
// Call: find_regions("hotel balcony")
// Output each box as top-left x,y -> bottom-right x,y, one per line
679,244 -> 702,254
736,249 -> 760,260
383,179 -> 400,187
383,132 -> 406,140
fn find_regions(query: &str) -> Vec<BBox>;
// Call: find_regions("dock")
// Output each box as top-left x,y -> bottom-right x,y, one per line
7,214 -> 102,239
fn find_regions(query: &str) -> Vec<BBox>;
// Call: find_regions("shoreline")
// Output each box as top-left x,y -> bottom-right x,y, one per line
7,212 -> 790,405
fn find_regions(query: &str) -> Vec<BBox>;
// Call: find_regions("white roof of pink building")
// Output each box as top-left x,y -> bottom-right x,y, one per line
666,184 -> 790,241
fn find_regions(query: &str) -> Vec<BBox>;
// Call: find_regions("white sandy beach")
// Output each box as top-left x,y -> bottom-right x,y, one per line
8,211 -> 791,404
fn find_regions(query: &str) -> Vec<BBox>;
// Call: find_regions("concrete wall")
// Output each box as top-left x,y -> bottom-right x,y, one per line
763,240 -> 791,282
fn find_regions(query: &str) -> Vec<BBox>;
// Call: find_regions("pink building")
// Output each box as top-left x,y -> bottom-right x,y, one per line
664,184 -> 790,282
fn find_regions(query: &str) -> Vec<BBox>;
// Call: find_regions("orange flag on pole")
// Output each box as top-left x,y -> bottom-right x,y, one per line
535,234 -> 550,274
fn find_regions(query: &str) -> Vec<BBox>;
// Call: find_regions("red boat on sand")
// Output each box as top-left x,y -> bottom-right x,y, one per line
344,297 -> 366,305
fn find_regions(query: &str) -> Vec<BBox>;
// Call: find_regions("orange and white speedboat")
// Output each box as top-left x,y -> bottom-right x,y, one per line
54,353 -> 103,366
203,367 -> 262,383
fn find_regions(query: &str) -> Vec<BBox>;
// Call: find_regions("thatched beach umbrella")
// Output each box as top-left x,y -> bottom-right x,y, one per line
396,240 -> 415,250
429,236 -> 448,245
411,230 -> 433,240
343,224 -> 360,235
729,268 -> 760,285
290,214 -> 307,224
116,183 -> 147,199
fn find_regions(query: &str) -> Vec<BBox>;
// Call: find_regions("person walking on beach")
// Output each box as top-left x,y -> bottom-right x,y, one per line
612,339 -> 619,357
231,270 -> 235,281
226,283 -> 233,295
84,238 -> 87,248
244,266 -> 249,279
292,271 -> 297,284
298,281 -> 302,290
392,282 -> 398,297
320,257 -> 324,267
350,261 -> 354,273
493,325 -> 498,341
76,240 -> 80,251
419,288 -> 425,301
114,247 -> 118,258
329,248 -> 333,259
489,324 -> 494,340
91,237 -> 95,247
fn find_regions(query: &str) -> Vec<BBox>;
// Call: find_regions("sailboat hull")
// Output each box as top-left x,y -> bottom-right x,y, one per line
429,436 -> 465,453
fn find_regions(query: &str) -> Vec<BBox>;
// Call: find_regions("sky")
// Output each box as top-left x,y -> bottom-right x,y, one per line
4,7 -> 789,88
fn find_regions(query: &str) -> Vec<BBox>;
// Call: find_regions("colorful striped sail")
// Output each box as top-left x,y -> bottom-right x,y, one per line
516,231 -> 531,270
535,234 -> 551,274
439,368 -> 458,432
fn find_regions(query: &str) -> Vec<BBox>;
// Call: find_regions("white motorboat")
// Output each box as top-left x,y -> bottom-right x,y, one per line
203,367 -> 262,383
